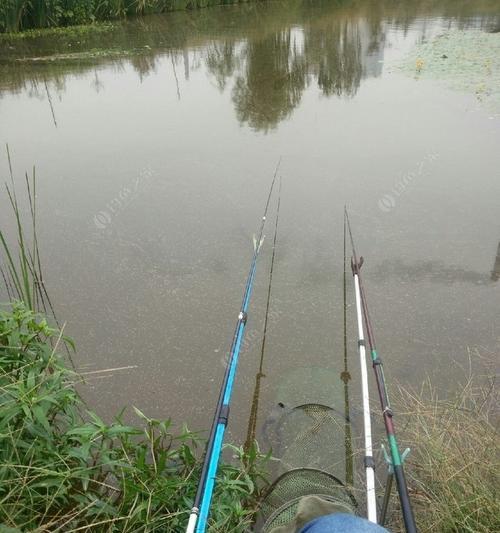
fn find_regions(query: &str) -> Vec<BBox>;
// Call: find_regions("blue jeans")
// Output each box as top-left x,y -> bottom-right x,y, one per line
300,513 -> 389,532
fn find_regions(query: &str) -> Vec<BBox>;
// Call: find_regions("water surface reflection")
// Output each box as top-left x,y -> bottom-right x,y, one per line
2,0 -> 500,131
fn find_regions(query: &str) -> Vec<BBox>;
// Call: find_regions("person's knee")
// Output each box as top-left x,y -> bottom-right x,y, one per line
300,513 -> 390,532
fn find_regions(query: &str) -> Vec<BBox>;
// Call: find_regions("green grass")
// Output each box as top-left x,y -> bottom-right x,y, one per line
0,21 -> 115,40
393,371 -> 500,533
0,146 -> 44,314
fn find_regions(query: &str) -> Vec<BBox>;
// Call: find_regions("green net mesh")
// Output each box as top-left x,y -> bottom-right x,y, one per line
258,404 -> 357,532
276,404 -> 345,473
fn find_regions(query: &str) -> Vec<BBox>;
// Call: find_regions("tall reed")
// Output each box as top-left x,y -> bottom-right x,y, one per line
0,145 -> 47,313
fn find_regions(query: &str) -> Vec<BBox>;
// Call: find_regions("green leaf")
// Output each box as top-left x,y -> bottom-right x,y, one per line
133,406 -> 151,423
66,424 -> 97,437
107,424 -> 141,438
32,404 -> 51,434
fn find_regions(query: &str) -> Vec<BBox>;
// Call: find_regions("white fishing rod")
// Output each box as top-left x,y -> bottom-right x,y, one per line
345,211 -> 377,523
345,208 -> 417,533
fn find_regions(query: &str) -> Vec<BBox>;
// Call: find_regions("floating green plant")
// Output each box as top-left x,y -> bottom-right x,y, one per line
397,29 -> 500,113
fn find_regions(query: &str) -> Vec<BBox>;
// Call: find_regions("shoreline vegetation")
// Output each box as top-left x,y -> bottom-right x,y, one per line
0,302 -> 268,531
0,0 -> 261,35
393,369 -> 499,532
1,162 -> 498,531
0,303 -> 497,532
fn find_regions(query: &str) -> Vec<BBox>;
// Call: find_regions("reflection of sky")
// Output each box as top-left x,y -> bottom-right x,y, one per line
0,3 -> 499,437
289,26 -> 305,54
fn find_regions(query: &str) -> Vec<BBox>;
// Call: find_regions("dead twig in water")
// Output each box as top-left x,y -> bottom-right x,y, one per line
79,365 -> 138,376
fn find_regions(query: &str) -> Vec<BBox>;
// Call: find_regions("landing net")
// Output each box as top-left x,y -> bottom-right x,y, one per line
258,403 -> 357,532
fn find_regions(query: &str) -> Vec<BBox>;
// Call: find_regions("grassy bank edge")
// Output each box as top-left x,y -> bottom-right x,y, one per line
0,0 -> 263,35
0,159 -> 269,531
390,368 -> 499,532
0,22 -> 116,41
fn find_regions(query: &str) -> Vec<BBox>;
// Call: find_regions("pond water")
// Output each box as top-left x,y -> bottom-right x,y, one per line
0,0 -> 499,457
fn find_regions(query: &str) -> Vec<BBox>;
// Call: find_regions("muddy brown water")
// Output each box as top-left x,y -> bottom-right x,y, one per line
0,1 -> 499,475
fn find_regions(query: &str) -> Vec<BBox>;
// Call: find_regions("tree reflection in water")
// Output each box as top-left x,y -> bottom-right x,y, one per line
231,31 -> 307,131
1,0 -> 499,131
205,14 -> 383,130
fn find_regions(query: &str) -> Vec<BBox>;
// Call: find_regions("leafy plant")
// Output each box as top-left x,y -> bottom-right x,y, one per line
0,302 -> 269,531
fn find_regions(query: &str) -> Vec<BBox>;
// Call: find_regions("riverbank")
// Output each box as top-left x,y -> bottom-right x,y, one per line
1,302 -> 497,531
0,0 -> 262,34
0,167 -> 267,531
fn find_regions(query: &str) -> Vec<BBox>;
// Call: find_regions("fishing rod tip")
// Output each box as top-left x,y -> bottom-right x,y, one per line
351,256 -> 364,274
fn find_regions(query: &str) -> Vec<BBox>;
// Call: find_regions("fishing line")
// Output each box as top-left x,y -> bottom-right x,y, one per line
244,176 -> 282,454
342,211 -> 354,486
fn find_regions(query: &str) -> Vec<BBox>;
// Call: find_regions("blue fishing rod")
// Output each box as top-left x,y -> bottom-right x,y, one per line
186,168 -> 280,533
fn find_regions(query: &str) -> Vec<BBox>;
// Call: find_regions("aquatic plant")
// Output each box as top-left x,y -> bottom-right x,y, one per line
0,21 -> 115,39
397,29 -> 500,114
0,147 -> 46,314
